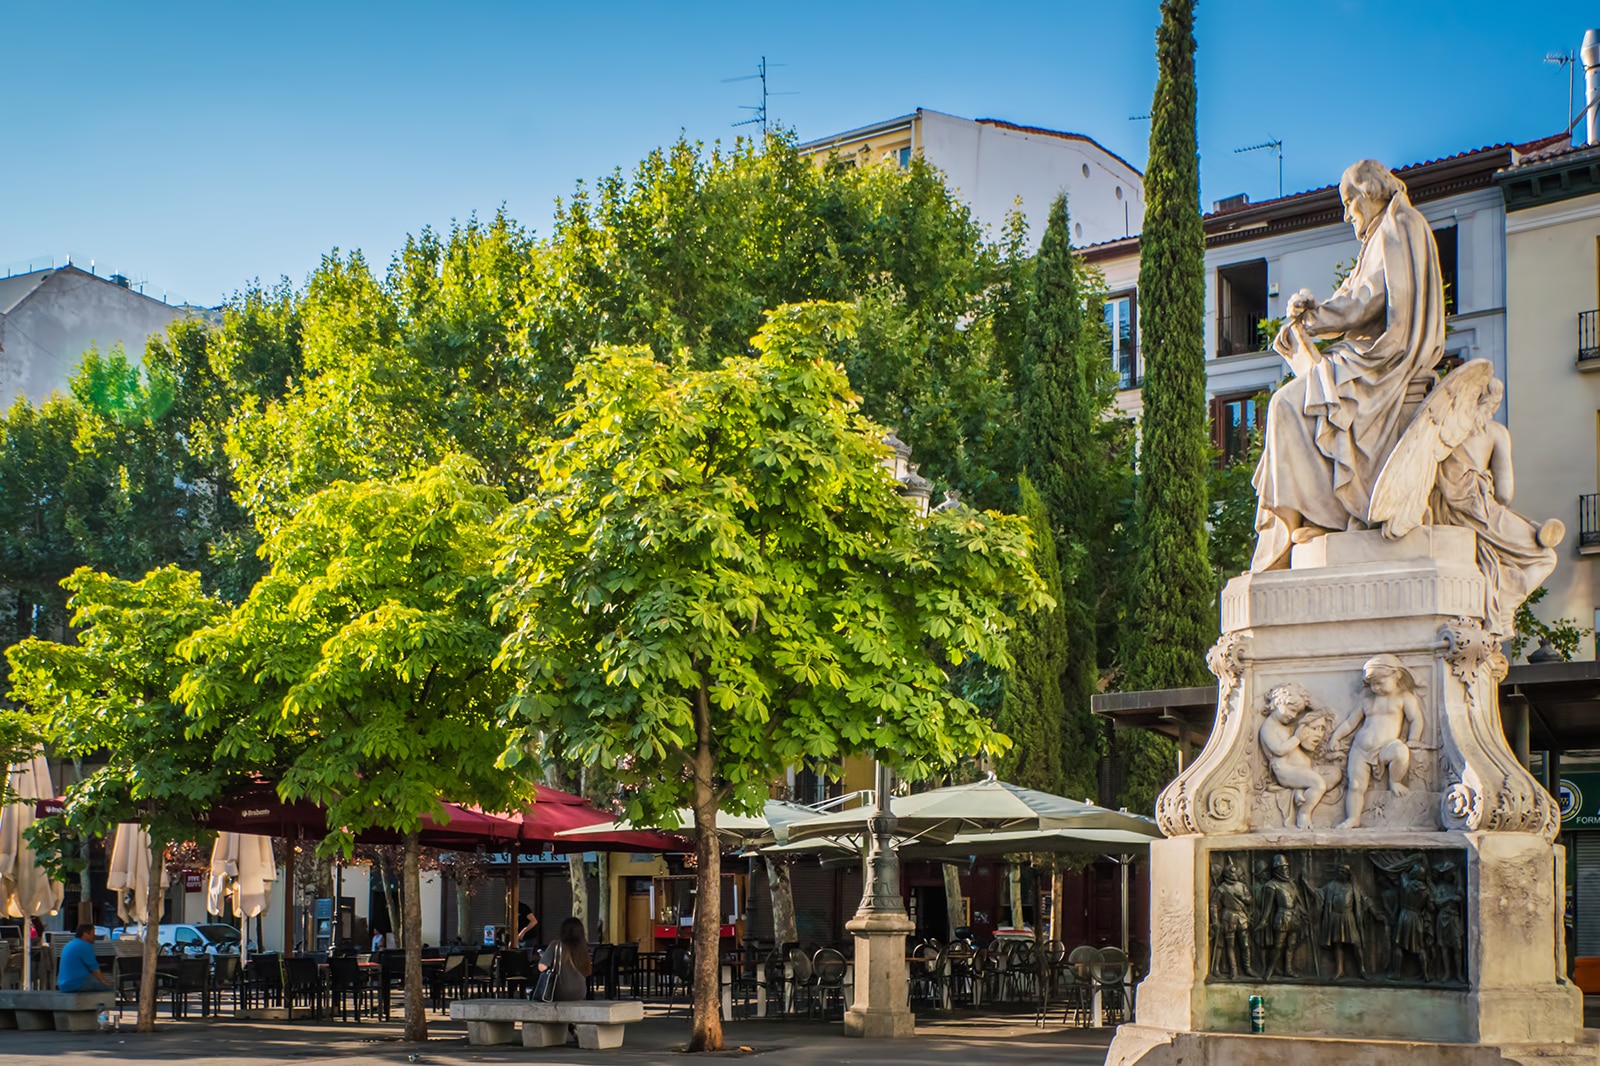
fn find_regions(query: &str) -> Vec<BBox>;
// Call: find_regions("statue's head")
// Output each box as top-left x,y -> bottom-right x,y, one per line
1263,682 -> 1312,722
1339,160 -> 1405,239
1335,863 -> 1353,881
1362,653 -> 1415,695
1271,854 -> 1291,878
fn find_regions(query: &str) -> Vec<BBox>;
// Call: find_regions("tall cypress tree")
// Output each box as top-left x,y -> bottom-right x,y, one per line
1122,0 -> 1211,805
996,475 -> 1066,793
1018,195 -> 1103,800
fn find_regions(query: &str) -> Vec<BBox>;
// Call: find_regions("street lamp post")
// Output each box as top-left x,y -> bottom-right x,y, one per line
843,433 -> 931,1039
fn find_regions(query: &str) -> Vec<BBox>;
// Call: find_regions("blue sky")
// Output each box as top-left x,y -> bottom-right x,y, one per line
4,0 -> 1594,305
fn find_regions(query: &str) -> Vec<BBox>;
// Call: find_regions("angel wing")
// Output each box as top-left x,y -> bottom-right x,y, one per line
1368,359 -> 1497,538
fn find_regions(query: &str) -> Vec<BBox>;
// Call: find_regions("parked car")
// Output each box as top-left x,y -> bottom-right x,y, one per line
111,923 -> 250,954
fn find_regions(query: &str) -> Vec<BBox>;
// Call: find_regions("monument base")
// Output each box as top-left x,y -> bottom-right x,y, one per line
843,911 -> 916,1038
1106,1024 -> 1600,1066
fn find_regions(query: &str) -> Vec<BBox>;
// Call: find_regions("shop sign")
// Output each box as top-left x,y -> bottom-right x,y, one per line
184,870 -> 204,892
1558,773 -> 1600,827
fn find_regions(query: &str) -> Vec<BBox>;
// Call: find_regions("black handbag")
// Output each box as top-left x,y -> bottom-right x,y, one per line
532,944 -> 561,1002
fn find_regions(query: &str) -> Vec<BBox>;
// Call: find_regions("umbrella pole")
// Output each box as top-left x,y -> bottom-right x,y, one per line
21,923 -> 31,990
1120,857 -> 1130,955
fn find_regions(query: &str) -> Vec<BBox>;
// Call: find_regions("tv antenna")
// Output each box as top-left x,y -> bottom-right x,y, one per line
1547,50 -> 1577,135
1235,137 -> 1284,198
723,56 -> 796,136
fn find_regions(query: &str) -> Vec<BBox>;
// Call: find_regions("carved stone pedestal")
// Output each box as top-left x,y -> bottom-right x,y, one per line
843,911 -> 916,1038
1107,530 -> 1589,1065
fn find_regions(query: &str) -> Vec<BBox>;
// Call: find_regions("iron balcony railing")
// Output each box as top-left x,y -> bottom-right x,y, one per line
1580,310 -> 1600,365
1217,314 -> 1267,357
1581,493 -> 1600,550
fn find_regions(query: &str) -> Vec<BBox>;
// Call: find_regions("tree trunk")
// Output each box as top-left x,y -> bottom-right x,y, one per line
402,831 -> 427,1042
136,833 -> 164,1033
596,852 -> 610,942
765,857 -> 798,946
376,849 -> 400,945
1051,867 -> 1064,947
73,759 -> 92,925
942,863 -> 964,939
567,854 -> 588,932
456,872 -> 472,945
688,682 -> 723,1052
1008,863 -> 1025,929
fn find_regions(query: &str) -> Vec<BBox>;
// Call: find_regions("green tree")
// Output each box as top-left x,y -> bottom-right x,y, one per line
1017,196 -> 1120,798
995,476 -> 1065,792
492,303 -> 1047,1051
6,566 -> 232,1032
1121,0 -> 1211,811
179,456 -> 533,1042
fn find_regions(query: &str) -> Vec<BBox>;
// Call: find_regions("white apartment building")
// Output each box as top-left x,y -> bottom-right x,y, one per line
798,108 -> 1145,249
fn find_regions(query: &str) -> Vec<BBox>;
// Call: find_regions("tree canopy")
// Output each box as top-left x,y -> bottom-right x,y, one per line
492,302 -> 1047,1049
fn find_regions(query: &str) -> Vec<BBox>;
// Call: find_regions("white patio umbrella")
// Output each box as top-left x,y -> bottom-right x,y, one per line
206,832 -> 275,964
0,751 -> 63,990
107,823 -> 168,930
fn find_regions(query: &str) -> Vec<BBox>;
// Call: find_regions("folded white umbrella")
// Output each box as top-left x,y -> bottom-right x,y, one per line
0,751 -> 63,990
207,832 -> 274,963
107,823 -> 168,928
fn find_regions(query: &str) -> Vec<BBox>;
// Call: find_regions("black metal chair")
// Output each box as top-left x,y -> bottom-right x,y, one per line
497,949 -> 531,999
429,952 -> 467,1009
810,947 -> 848,1020
283,955 -> 324,1020
464,949 -> 495,999
243,953 -> 283,1010
327,954 -> 372,1022
664,947 -> 694,1014
784,945 -> 816,1016
1095,947 -> 1130,1025
613,942 -> 640,998
376,951 -> 407,1020
169,956 -> 210,1019
210,954 -> 241,1017
587,944 -> 615,1000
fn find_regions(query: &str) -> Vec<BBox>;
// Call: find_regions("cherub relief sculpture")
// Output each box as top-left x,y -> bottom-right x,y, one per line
1258,683 -> 1339,828
1330,655 -> 1424,829
1369,360 -> 1564,638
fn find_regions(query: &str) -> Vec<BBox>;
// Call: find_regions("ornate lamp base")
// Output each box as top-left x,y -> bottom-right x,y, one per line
843,910 -> 916,1039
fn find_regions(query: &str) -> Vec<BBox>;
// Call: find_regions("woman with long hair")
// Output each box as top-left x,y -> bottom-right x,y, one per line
537,916 -> 593,1000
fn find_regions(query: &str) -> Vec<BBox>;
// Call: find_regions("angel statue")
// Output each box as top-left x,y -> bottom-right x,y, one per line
1251,160 -> 1448,571
1257,683 -> 1337,828
1368,359 -> 1563,637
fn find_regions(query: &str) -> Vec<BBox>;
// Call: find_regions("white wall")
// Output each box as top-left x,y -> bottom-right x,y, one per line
0,267 -> 191,408
918,110 -> 1145,250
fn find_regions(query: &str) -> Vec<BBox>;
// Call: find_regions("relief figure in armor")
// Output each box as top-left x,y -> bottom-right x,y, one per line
1258,683 -> 1336,827
1330,654 -> 1424,829
1258,854 -> 1311,980
1210,863 -> 1254,979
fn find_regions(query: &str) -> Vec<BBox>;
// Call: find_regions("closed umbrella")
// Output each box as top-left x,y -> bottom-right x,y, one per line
207,832 -> 275,965
0,751 -> 63,990
107,823 -> 168,930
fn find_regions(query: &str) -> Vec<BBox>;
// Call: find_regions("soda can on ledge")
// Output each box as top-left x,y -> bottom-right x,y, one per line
1248,994 -> 1265,1033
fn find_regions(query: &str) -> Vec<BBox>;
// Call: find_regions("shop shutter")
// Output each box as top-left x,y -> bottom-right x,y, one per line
1574,833 -> 1600,956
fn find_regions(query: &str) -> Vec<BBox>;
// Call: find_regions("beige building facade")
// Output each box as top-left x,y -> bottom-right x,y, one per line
1498,142 -> 1600,659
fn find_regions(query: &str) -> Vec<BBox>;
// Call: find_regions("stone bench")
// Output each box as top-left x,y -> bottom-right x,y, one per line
0,989 -> 115,1031
451,998 -> 645,1050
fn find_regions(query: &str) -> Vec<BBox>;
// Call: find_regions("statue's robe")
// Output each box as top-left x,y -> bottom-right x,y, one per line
1251,191 -> 1448,571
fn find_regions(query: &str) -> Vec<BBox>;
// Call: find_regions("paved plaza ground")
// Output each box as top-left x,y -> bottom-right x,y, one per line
0,1010 -> 1117,1066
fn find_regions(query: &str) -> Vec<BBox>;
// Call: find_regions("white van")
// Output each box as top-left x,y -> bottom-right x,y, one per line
112,923 -> 249,954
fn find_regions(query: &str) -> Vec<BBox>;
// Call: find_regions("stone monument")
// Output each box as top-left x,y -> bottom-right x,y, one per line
1107,160 -> 1590,1065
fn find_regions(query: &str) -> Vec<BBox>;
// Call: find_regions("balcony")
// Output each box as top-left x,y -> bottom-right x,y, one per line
1580,310 -> 1600,370
1217,314 -> 1267,358
1582,494 -> 1600,555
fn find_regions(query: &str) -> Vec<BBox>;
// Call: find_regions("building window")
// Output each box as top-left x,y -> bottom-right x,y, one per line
1434,225 -> 1458,316
1210,390 -> 1261,464
1216,259 -> 1269,356
897,146 -> 911,168
1105,291 -> 1138,389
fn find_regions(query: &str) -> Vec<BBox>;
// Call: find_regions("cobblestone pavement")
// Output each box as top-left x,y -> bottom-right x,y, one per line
0,1010 -> 1117,1066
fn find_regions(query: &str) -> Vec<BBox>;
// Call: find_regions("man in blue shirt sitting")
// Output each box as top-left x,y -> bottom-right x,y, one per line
57,925 -> 111,993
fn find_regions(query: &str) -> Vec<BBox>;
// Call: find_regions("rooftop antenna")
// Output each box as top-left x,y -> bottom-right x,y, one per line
723,56 -> 796,137
1547,49 -> 1577,137
1236,137 -> 1284,199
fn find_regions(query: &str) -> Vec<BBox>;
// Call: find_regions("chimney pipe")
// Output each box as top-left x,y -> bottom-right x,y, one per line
1583,29 -> 1600,145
